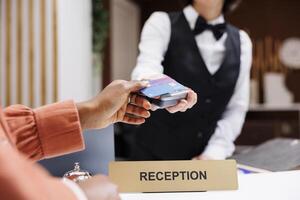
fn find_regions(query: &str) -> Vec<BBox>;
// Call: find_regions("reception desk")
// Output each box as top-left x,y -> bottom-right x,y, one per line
236,105 -> 300,145
120,170 -> 300,200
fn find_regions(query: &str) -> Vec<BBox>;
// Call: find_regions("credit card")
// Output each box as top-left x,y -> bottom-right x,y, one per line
140,75 -> 187,98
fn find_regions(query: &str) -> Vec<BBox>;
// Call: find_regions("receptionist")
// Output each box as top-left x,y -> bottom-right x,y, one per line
131,0 -> 253,161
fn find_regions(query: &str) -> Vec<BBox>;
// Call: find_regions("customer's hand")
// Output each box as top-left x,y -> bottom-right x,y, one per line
77,80 -> 151,129
78,175 -> 120,200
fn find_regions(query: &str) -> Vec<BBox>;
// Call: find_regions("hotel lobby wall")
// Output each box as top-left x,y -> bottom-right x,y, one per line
0,0 -> 92,107
110,0 -> 140,81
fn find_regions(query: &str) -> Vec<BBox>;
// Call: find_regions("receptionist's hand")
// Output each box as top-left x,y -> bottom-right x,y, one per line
192,154 -> 212,160
165,89 -> 197,113
138,74 -> 197,113
77,80 -> 151,129
78,175 -> 121,200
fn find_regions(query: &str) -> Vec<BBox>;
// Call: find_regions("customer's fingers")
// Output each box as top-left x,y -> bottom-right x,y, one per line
129,94 -> 151,110
126,104 -> 150,118
125,80 -> 149,93
122,115 -> 146,125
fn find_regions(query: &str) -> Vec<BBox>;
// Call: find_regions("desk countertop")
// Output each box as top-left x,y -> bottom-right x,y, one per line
121,170 -> 300,200
249,104 -> 300,111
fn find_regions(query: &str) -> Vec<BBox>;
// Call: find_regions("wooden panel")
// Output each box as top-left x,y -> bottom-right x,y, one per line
40,0 -> 46,105
17,0 -> 23,103
52,0 -> 58,102
28,0 -> 34,107
111,0 -> 140,81
0,0 -> 59,107
6,0 -> 11,105
0,0 -> 2,99
132,0 -> 184,28
228,0 -> 300,39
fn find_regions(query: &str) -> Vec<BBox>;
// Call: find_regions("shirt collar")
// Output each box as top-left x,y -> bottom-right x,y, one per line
183,5 -> 225,29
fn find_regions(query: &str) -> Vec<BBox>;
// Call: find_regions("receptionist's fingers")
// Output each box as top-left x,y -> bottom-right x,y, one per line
166,99 -> 188,113
166,90 -> 197,113
187,90 -> 198,109
129,94 -> 151,110
192,155 -> 203,160
126,104 -> 151,119
192,155 -> 211,160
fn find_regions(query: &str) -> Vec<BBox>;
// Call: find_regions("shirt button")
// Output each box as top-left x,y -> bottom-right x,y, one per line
205,98 -> 211,103
197,132 -> 203,138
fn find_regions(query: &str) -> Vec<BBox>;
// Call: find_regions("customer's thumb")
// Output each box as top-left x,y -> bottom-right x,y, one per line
126,80 -> 149,92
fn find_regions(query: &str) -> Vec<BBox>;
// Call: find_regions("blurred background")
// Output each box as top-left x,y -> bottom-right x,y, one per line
1,0 -> 300,173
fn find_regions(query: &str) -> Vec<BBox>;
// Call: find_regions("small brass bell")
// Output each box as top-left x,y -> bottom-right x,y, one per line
63,162 -> 92,183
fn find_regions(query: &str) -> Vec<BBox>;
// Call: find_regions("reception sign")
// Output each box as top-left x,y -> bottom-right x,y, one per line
109,160 -> 238,193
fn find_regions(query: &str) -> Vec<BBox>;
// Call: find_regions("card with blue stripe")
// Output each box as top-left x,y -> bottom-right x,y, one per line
139,75 -> 187,98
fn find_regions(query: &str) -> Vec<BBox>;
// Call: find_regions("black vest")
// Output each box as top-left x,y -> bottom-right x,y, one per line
132,12 -> 241,160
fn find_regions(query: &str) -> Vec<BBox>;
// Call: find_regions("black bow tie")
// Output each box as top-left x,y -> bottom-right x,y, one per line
193,16 -> 227,40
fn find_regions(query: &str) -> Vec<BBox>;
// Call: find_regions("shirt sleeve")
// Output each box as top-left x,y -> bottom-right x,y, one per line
201,30 -> 253,159
131,12 -> 171,80
3,100 -> 85,161
0,139 -> 79,200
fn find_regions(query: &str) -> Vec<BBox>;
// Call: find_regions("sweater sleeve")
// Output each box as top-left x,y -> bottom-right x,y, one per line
3,100 -> 85,160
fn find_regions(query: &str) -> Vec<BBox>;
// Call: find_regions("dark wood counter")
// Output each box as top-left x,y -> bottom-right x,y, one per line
236,105 -> 300,145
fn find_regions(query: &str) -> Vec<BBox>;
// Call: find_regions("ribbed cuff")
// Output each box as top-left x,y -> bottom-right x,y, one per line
34,100 -> 85,158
